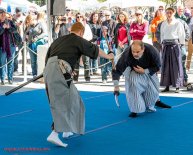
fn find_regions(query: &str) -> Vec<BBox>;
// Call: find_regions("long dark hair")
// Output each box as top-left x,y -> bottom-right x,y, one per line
89,12 -> 99,24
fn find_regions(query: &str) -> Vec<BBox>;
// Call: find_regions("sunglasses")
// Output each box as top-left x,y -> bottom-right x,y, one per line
76,16 -> 82,18
166,11 -> 173,14
105,15 -> 110,16
135,13 -> 141,16
159,9 -> 164,11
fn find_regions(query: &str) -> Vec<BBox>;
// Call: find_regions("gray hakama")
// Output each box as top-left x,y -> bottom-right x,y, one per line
43,56 -> 85,134
160,41 -> 184,87
123,67 -> 159,113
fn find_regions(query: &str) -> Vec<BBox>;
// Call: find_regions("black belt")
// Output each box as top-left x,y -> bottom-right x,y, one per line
163,39 -> 179,45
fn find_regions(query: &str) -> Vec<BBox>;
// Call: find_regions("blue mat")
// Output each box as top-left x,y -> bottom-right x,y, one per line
0,90 -> 193,155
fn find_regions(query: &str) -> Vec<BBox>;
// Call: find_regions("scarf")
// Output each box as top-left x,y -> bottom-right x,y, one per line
0,22 -> 11,58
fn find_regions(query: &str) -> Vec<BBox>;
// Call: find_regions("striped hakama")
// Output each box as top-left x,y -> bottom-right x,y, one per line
44,56 -> 85,134
160,41 -> 184,87
123,67 -> 159,113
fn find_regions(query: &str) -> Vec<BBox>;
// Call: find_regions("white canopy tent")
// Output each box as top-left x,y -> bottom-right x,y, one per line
99,0 -> 165,8
2,0 -> 40,13
41,0 -> 99,12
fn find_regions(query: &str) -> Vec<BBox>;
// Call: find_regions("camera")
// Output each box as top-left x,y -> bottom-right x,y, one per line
60,18 -> 66,22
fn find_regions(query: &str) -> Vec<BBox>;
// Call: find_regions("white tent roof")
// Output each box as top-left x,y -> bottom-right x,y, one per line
99,0 -> 165,8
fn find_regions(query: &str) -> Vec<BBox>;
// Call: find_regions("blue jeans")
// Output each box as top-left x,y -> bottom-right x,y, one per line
115,44 -> 128,64
28,40 -> 47,76
0,45 -> 16,81
28,43 -> 37,76
100,58 -> 112,80
181,45 -> 188,82
90,58 -> 98,74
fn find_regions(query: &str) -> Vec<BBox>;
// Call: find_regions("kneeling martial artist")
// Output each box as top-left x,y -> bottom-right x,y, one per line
113,40 -> 161,118
44,22 -> 114,147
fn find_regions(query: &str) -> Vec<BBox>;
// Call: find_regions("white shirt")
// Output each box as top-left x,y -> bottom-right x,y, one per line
83,23 -> 93,41
161,18 -> 185,45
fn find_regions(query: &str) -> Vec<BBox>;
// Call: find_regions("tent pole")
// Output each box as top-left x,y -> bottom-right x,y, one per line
47,0 -> 52,46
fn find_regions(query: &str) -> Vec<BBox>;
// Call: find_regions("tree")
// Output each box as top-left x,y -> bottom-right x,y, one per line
28,0 -> 46,6
159,0 -> 187,8
97,0 -> 107,2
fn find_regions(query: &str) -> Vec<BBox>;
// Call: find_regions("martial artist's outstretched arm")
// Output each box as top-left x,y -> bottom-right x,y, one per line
112,50 -> 129,91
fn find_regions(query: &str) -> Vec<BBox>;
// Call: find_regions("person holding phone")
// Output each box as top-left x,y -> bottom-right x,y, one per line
0,7 -> 17,85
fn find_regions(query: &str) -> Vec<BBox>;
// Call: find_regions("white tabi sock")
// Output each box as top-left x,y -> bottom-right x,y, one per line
47,131 -> 68,147
62,132 -> 74,138
147,106 -> 156,112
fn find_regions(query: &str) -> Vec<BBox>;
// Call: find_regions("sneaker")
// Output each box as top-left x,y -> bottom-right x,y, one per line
183,81 -> 188,87
93,72 -> 100,76
1,80 -> 5,85
175,88 -> 180,93
102,80 -> 107,84
8,80 -> 13,85
62,132 -> 73,138
13,71 -> 20,76
47,131 -> 68,147
85,77 -> 90,82
128,112 -> 137,118
161,86 -> 169,92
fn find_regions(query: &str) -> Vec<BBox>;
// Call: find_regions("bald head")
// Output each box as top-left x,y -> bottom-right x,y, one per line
131,40 -> 145,59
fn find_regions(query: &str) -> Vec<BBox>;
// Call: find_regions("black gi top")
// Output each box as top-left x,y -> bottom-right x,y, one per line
112,43 -> 161,81
45,33 -> 99,70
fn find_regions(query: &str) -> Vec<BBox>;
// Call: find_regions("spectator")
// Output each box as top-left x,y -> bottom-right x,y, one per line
0,7 -> 17,85
130,9 -> 149,41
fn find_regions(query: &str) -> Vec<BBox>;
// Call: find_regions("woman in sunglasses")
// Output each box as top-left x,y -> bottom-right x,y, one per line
129,9 -> 148,41
73,13 -> 93,82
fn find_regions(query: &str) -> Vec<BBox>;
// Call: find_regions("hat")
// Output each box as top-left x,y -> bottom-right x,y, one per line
135,9 -> 143,15
15,7 -> 22,13
0,7 -> 6,13
105,10 -> 111,16
66,8 -> 71,11
101,26 -> 108,30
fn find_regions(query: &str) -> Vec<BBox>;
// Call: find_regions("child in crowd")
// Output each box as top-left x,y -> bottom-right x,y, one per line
98,26 -> 113,84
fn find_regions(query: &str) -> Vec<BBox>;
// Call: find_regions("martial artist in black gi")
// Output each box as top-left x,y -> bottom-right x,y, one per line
113,40 -> 171,118
44,22 -> 114,147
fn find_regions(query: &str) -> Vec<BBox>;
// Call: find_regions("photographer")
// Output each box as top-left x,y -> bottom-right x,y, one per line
55,16 -> 72,38
0,7 -> 17,85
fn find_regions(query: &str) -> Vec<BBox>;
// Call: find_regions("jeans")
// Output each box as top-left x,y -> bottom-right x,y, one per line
28,40 -> 46,76
100,58 -> 112,80
181,45 -> 188,82
73,55 -> 90,81
0,45 -> 16,81
90,58 -> 98,74
28,43 -> 37,76
115,44 -> 128,64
